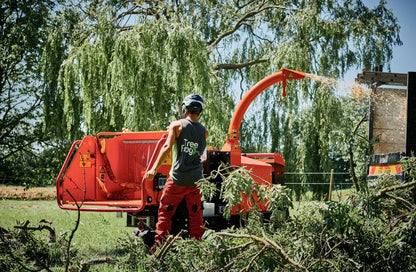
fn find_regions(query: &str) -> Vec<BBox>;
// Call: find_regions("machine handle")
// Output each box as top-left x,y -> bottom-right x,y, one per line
56,140 -> 81,210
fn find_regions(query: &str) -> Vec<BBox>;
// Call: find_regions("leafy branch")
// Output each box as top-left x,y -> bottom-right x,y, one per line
155,229 -> 188,260
14,220 -> 56,243
198,163 -> 292,222
375,180 -> 416,200
1,222 -> 54,272
216,231 -> 308,271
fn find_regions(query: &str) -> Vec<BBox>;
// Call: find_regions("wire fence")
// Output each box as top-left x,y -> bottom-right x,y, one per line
284,172 -> 353,186
283,171 -> 354,201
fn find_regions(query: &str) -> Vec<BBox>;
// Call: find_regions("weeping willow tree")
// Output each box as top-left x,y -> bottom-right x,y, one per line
42,0 -> 401,192
42,5 -> 234,146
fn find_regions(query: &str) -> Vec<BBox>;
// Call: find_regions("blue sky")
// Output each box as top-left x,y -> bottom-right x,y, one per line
386,0 -> 416,74
344,0 -> 416,83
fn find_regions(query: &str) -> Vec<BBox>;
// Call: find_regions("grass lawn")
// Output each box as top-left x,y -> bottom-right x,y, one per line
0,185 -> 356,263
0,199 -> 133,260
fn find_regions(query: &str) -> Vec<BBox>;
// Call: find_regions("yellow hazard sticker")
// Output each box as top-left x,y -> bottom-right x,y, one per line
79,154 -> 92,168
369,164 -> 402,175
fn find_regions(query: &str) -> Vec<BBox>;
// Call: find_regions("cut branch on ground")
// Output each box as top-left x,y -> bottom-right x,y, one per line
216,232 -> 308,271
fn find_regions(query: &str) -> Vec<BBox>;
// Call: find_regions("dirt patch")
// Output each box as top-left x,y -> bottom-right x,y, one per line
0,186 -> 56,200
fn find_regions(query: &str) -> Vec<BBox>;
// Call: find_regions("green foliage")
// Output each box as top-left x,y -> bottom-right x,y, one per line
2,166 -> 416,271
198,164 -> 292,220
1,142 -> 70,187
2,0 -> 403,193
265,183 -> 293,217
196,176 -> 218,202
140,186 -> 414,271
401,156 -> 416,180
42,0 -> 400,149
0,220 -> 75,272
219,166 -> 259,217
115,235 -> 154,271
0,0 -> 65,186
42,3 -> 234,147
188,165 -> 416,271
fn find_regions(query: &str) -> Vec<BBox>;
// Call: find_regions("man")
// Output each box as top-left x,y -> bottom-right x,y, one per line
145,93 -> 208,248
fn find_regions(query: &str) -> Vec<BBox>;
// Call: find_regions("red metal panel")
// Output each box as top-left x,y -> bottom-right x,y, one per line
244,153 -> 285,166
60,136 -> 98,204
57,131 -> 168,212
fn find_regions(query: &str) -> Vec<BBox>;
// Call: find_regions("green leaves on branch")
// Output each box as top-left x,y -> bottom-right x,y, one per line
198,164 -> 292,220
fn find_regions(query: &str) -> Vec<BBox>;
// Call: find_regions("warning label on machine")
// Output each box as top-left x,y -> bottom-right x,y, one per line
368,164 -> 402,175
79,154 -> 92,168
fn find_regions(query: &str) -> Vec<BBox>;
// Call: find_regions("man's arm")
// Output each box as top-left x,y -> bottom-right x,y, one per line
145,121 -> 181,181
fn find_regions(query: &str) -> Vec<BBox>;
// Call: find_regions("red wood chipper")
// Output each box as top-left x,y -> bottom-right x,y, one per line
56,68 -> 305,240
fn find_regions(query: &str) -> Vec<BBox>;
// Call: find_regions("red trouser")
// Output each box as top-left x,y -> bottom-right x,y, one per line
154,178 -> 204,245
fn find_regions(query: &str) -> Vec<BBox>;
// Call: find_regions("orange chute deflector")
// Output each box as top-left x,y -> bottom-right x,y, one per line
222,68 -> 305,154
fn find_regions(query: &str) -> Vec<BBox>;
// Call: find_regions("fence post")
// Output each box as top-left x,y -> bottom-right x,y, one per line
329,169 -> 334,201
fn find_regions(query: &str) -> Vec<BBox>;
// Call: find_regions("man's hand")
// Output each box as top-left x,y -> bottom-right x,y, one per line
145,169 -> 157,181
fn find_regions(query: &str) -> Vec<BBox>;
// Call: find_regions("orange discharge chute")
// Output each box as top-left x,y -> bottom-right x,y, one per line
222,68 -> 305,154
